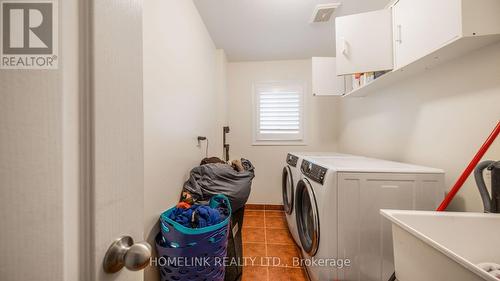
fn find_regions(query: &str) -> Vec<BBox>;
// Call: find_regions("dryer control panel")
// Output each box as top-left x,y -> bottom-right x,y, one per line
286,153 -> 299,167
301,160 -> 328,185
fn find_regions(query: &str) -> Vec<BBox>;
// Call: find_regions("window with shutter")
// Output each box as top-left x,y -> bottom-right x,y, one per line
253,81 -> 305,143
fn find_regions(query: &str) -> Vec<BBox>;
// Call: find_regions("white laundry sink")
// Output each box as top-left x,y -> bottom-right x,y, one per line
381,210 -> 500,281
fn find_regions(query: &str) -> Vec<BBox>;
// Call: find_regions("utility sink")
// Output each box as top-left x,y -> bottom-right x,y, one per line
381,210 -> 500,281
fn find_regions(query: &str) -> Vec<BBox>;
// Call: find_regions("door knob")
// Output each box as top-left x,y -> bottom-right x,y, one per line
103,236 -> 152,273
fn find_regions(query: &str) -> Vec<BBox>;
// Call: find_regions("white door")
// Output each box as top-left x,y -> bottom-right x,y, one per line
0,0 -> 145,280
89,0 -> 145,280
311,57 -> 345,96
392,0 -> 462,69
335,9 -> 394,75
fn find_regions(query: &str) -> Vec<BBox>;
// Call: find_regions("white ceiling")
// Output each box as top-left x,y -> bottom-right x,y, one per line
193,0 -> 389,62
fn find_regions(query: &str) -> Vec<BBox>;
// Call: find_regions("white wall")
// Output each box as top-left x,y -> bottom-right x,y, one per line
143,1 -> 226,279
227,60 -> 339,204
338,42 -> 500,212
215,49 -> 229,137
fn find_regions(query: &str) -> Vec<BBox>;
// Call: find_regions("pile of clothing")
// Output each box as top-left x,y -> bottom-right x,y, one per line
167,156 -> 254,281
168,156 -> 254,229
182,157 -> 255,212
168,201 -> 230,229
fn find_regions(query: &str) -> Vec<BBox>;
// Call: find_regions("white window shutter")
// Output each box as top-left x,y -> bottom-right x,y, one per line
254,81 -> 304,142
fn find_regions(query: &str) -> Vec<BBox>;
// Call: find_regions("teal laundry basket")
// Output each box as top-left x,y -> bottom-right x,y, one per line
156,195 -> 231,281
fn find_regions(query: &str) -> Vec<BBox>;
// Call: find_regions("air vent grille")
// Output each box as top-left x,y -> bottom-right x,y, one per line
311,3 -> 341,23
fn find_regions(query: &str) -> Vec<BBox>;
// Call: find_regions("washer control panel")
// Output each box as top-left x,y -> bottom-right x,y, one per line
286,153 -> 299,167
301,160 -> 328,185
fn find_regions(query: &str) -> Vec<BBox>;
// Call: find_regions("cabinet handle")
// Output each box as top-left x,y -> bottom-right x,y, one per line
395,24 -> 402,43
341,37 -> 348,56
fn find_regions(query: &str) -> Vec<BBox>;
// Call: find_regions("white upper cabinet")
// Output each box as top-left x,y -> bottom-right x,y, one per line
393,0 -> 500,70
312,57 -> 345,96
335,9 -> 394,76
393,0 -> 461,70
337,0 -> 500,97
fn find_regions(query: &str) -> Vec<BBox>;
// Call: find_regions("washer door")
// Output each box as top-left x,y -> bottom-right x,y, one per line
296,178 -> 320,256
282,166 -> 294,215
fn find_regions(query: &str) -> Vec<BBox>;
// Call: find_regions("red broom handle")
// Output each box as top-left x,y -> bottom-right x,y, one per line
437,120 -> 500,211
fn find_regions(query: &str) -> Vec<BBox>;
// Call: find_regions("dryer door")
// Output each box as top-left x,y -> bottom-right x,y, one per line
282,166 -> 294,215
296,178 -> 320,256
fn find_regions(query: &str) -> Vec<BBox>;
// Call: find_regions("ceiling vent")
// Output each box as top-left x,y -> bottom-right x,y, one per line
311,3 -> 341,23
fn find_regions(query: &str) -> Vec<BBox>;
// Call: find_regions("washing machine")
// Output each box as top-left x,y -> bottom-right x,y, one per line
282,152 -> 356,247
282,153 -> 301,246
295,156 -> 445,281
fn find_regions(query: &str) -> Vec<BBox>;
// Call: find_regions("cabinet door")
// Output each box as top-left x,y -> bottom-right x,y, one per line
312,57 -> 345,96
337,172 -> 443,281
393,0 -> 462,69
337,173 -> 415,281
335,9 -> 394,75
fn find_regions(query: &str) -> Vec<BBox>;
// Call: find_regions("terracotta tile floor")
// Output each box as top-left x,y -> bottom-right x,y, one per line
241,209 -> 309,281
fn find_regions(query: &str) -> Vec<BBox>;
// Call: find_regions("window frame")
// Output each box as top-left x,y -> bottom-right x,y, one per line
252,80 -> 307,146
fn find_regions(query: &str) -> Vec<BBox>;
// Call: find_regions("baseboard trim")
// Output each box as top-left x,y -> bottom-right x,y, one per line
245,204 -> 284,211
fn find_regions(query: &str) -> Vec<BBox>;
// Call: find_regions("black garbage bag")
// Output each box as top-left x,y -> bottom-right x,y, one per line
183,158 -> 255,212
182,158 -> 254,281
